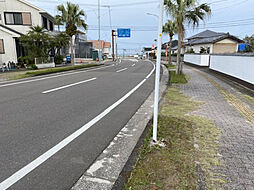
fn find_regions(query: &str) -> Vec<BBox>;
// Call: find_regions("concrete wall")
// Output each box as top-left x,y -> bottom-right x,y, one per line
210,55 -> 254,84
36,62 -> 55,69
184,54 -> 210,66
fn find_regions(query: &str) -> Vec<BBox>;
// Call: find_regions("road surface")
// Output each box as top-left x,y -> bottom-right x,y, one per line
0,59 -> 155,190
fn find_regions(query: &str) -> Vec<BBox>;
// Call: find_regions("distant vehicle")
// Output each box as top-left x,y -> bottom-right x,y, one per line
134,55 -> 139,58
107,55 -> 113,59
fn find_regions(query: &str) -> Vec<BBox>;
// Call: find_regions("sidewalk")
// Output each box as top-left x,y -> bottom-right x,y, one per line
180,65 -> 254,189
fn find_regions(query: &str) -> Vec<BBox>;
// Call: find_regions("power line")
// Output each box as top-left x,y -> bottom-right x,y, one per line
27,0 -> 157,8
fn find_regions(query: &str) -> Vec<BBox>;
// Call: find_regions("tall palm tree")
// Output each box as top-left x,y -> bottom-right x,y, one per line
164,0 -> 211,74
163,20 -> 178,65
56,2 -> 87,66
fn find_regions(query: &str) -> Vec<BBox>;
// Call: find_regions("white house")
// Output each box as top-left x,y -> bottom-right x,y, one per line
0,0 -> 54,64
185,30 -> 243,54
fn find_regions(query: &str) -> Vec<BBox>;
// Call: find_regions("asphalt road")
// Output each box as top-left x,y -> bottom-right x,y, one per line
0,59 -> 155,190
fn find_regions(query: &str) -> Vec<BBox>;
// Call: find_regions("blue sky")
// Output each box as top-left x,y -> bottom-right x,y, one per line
27,0 -> 254,54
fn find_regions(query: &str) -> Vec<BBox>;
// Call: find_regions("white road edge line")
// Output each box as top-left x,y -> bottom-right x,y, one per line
0,65 -> 114,88
42,78 -> 97,94
116,68 -> 128,73
0,62 -> 155,190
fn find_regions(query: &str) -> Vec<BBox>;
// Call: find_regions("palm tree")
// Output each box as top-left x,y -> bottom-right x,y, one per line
20,26 -> 50,62
164,0 -> 211,74
56,2 -> 87,65
54,15 -> 63,32
163,20 -> 178,65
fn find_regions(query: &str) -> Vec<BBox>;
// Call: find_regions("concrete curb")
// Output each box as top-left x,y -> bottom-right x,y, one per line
71,64 -> 169,190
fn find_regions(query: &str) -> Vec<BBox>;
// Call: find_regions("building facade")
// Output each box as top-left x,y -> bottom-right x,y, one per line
88,40 -> 111,58
185,30 -> 243,54
0,0 -> 54,64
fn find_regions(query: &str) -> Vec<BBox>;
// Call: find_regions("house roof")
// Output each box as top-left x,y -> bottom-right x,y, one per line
18,0 -> 45,12
187,30 -> 223,40
186,30 -> 243,46
161,40 -> 178,49
18,0 -> 54,19
0,24 -> 23,36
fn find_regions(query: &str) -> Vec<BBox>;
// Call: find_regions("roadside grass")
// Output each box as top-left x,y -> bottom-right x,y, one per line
124,72 -> 224,189
164,64 -> 176,70
8,64 -> 99,80
170,71 -> 188,84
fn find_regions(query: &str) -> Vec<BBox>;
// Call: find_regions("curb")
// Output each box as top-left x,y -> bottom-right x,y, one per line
71,64 -> 169,190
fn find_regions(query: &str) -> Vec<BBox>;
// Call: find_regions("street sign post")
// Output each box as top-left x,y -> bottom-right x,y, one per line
117,28 -> 131,38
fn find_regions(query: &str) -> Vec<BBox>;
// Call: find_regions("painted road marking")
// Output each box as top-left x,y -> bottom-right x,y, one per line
0,65 -> 113,88
42,78 -> 97,94
0,62 -> 155,190
132,64 -> 135,67
116,68 -> 128,73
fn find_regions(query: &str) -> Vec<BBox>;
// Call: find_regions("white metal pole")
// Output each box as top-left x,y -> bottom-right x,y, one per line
98,0 -> 102,64
153,0 -> 164,142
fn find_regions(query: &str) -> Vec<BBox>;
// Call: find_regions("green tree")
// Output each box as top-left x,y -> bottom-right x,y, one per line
164,0 -> 211,74
51,32 -> 70,56
244,35 -> 254,52
56,2 -> 87,65
163,20 -> 178,65
19,26 -> 51,64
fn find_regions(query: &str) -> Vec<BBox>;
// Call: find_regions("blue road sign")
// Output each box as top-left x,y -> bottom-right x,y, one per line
117,28 -> 131,38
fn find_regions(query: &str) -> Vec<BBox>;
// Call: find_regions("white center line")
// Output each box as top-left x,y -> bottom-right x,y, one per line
42,78 -> 97,94
0,63 -> 155,190
116,68 -> 128,73
132,64 -> 135,67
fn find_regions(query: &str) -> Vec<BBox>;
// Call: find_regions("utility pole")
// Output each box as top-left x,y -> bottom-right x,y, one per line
98,0 -> 102,64
116,43 -> 118,61
112,30 -> 116,61
153,0 -> 164,142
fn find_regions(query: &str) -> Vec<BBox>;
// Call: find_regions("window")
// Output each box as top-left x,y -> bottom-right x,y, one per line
0,39 -> 5,54
22,13 -> 31,25
13,13 -> 22,24
4,12 -> 31,25
5,13 -> 14,24
42,16 -> 48,30
49,20 -> 54,31
5,12 -> 23,25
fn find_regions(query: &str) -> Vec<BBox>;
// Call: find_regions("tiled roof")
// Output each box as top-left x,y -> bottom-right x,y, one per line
186,30 -> 243,45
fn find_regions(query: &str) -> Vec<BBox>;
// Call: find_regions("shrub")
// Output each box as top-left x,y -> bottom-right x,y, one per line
55,55 -> 64,64
30,64 -> 38,70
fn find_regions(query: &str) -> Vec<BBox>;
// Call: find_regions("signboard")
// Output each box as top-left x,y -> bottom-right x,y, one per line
117,28 -> 131,38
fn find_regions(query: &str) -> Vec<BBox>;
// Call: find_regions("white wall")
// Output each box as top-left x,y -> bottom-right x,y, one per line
187,44 -> 213,54
0,29 -> 19,64
184,54 -> 210,66
210,55 -> 254,84
0,0 -> 45,34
